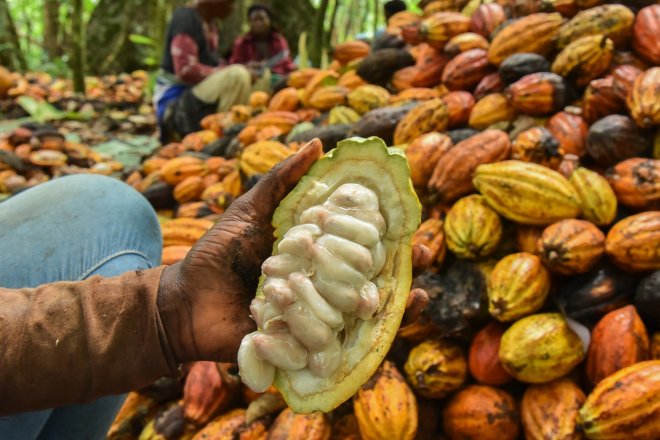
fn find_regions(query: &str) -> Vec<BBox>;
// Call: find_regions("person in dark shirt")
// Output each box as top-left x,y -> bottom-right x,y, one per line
229,4 -> 296,88
154,0 -> 252,142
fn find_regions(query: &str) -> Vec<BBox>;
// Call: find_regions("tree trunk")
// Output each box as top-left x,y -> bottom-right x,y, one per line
219,0 -> 247,59
85,0 -> 134,74
373,0 -> 381,36
0,0 -> 27,71
310,0 -> 330,67
325,0 -> 339,48
258,0 -> 316,58
71,0 -> 85,93
44,0 -> 61,59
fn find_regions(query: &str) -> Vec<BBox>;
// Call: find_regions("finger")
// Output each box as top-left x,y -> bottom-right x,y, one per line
401,288 -> 429,328
229,138 -> 324,221
412,243 -> 432,278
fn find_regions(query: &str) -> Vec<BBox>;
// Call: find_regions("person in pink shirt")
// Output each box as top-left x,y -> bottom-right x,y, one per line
229,4 -> 297,87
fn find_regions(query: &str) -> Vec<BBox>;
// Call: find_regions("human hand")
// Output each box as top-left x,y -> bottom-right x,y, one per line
157,139 -> 429,363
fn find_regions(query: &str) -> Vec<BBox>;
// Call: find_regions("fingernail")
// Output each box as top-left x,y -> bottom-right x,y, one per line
298,138 -> 322,155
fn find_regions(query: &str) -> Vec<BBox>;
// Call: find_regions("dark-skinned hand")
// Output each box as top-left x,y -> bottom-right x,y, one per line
157,138 -> 430,364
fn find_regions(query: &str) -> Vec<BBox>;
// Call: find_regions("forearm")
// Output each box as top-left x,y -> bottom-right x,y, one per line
0,267 -> 178,416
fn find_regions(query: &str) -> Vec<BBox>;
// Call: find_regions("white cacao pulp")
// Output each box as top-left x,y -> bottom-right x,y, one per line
238,183 -> 387,392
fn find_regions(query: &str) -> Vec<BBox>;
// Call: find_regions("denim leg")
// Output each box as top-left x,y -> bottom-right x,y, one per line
0,174 -> 163,440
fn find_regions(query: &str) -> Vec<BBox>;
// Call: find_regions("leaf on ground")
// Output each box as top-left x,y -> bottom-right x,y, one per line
93,135 -> 160,169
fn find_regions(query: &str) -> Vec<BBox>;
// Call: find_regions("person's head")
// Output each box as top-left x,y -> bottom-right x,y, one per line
195,0 -> 235,20
248,4 -> 274,37
384,0 -> 407,21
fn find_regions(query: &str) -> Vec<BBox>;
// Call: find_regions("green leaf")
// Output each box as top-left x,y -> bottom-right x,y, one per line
129,33 -> 157,46
17,96 -> 66,122
93,136 -> 160,170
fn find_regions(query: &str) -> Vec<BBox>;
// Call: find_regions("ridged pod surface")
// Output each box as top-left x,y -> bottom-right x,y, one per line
512,126 -> 562,169
507,72 -> 567,116
577,360 -> 660,440
586,305 -> 650,386
161,218 -> 214,247
473,160 -> 581,225
546,111 -> 588,157
586,115 -> 651,167
538,219 -> 605,275
443,32 -> 489,58
354,361 -> 418,440
499,313 -> 585,383
569,167 -> 618,226
412,218 -> 447,263
308,86 -> 348,111
606,158 -> 660,211
557,4 -> 635,49
468,322 -> 513,386
404,339 -> 467,398
470,3 -> 507,38
419,12 -> 471,50
606,211 -> 660,272
442,385 -> 520,440
444,195 -> 503,260
429,129 -> 511,203
488,252 -> 550,322
582,76 -> 625,124
347,85 -> 391,115
628,67 -> 660,129
469,93 -> 516,130
521,378 -> 585,440
441,48 -> 493,91
405,132 -> 454,188
487,13 -> 564,65
632,5 -> 660,65
267,408 -> 331,440
393,99 -> 449,145
441,91 -> 475,128
551,35 -> 614,88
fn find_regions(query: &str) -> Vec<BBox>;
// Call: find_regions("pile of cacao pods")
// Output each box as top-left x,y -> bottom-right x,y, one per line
2,0 -> 660,437
0,67 -> 151,116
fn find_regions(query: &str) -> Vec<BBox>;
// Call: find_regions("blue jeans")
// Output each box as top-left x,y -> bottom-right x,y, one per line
0,175 -> 162,440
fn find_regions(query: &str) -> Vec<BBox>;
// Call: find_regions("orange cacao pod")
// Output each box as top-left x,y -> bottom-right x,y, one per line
470,3 -> 506,38
333,40 -> 370,65
429,129 -> 511,203
338,70 -> 368,90
354,361 -> 418,440
612,64 -> 643,102
173,175 -> 205,204
161,156 -> 208,186
411,44 -> 448,88
633,5 -> 660,65
469,93 -> 516,130
287,68 -> 320,89
546,111 -> 588,157
412,218 -> 447,264
443,32 -> 489,58
249,91 -> 269,108
586,305 -> 650,386
606,158 -> 660,211
577,360 -> 660,440
184,362 -> 239,426
162,245 -> 191,265
443,385 -> 520,440
473,72 -> 505,100
628,67 -> 660,129
441,91 -> 475,128
390,87 -> 442,105
468,322 -> 513,385
268,87 -> 299,112
247,111 -> 300,134
521,378 -> 585,440
488,13 -> 564,65
308,86 -> 348,111
267,408 -> 330,440
538,219 -> 605,275
406,132 -> 454,188
512,126 -> 562,169
516,225 -> 544,255
441,48 -> 493,91
508,72 -> 568,116
419,12 -> 471,50
605,211 -> 660,272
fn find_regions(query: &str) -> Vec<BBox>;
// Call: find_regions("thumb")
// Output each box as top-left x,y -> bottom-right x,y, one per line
234,138 -> 324,221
